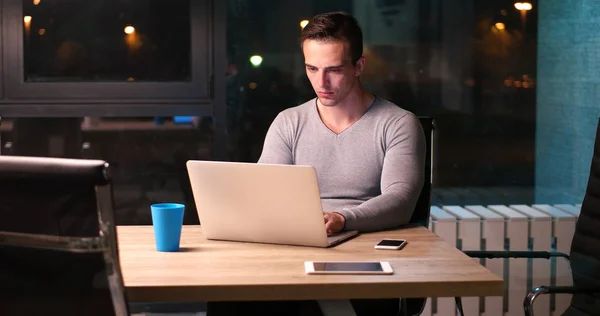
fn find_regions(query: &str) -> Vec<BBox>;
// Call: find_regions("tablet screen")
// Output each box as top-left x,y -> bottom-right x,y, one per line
313,262 -> 383,272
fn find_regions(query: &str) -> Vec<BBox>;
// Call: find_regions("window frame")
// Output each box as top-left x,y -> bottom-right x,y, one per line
0,0 -> 216,117
0,0 -> 4,100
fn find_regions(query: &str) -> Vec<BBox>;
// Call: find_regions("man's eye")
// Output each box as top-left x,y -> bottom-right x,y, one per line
307,67 -> 317,72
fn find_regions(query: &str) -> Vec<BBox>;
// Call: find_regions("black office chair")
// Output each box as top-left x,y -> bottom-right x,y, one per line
0,156 -> 129,316
397,117 -> 436,316
459,118 -> 600,316
411,117 -> 435,227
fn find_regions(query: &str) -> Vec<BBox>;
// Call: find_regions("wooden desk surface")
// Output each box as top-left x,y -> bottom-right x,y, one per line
117,225 -> 503,302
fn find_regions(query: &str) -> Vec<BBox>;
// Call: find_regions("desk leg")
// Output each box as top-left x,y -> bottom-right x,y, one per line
318,300 -> 357,316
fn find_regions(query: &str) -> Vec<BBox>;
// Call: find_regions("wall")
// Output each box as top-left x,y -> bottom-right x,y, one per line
536,0 -> 600,203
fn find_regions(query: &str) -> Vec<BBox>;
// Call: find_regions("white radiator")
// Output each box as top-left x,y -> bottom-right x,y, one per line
424,203 -> 581,316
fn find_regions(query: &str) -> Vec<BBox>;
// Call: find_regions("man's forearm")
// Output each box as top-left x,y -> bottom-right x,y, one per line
336,186 -> 421,232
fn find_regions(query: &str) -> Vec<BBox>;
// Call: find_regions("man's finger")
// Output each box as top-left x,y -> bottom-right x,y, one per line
325,225 -> 333,236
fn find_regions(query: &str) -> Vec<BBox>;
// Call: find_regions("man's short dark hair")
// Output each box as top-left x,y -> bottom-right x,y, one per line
299,11 -> 363,65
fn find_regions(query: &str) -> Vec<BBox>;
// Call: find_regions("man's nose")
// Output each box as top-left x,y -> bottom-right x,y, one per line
317,71 -> 328,88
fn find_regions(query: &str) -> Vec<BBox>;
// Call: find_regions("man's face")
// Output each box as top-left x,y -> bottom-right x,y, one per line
302,39 -> 364,107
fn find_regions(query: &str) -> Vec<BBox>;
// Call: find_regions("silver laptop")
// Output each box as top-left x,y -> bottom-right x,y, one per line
186,160 -> 358,247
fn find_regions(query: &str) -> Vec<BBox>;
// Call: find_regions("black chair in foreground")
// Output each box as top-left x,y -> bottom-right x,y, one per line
459,118 -> 600,316
0,156 -> 129,316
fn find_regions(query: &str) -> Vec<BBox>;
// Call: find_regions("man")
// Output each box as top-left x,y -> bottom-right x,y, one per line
208,11 -> 426,316
258,12 -> 426,235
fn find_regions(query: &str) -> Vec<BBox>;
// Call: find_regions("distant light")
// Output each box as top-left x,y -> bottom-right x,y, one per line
300,20 -> 309,29
23,16 -> 32,23
515,2 -> 533,11
249,55 -> 263,67
495,22 -> 505,30
249,82 -> 258,89
38,28 -> 45,35
33,0 -> 40,5
500,9 -> 508,16
124,25 -> 135,34
127,77 -> 135,82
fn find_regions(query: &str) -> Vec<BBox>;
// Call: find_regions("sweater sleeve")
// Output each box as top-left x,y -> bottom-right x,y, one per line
257,113 -> 294,165
336,113 -> 426,232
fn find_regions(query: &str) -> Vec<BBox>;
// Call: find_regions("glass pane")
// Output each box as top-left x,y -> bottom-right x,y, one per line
226,0 -> 540,205
22,0 -> 191,82
0,115 -> 211,225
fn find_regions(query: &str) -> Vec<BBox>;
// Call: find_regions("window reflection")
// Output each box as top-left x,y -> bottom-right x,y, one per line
22,0 -> 192,82
226,0 -> 538,204
0,116 -> 210,225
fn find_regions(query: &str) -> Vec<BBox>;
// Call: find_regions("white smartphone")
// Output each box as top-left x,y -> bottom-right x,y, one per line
374,239 -> 407,250
304,261 -> 394,275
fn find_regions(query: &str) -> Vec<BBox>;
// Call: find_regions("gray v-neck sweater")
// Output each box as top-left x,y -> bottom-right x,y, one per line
258,97 -> 426,232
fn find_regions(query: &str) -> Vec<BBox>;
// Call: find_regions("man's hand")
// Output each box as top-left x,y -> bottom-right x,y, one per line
324,212 -> 345,236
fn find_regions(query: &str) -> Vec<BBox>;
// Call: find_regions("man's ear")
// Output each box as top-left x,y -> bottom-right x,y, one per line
354,56 -> 366,76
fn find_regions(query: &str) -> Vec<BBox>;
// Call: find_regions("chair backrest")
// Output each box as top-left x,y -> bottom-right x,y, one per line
409,117 -> 434,227
0,156 -> 129,316
567,118 -> 600,315
399,117 -> 434,316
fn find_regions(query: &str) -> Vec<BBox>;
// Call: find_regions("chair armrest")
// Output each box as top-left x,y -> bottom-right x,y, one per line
530,285 -> 600,295
463,250 -> 569,261
525,286 -> 600,316
0,231 -> 105,253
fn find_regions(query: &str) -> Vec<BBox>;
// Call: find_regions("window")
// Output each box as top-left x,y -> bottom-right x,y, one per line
1,0 -> 213,105
22,0 -> 191,82
225,0 -> 540,205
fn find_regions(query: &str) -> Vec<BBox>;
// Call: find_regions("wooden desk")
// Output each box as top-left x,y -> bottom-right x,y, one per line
117,225 -> 503,303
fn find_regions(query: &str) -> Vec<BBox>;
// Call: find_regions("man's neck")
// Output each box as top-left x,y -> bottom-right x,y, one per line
316,87 -> 375,133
